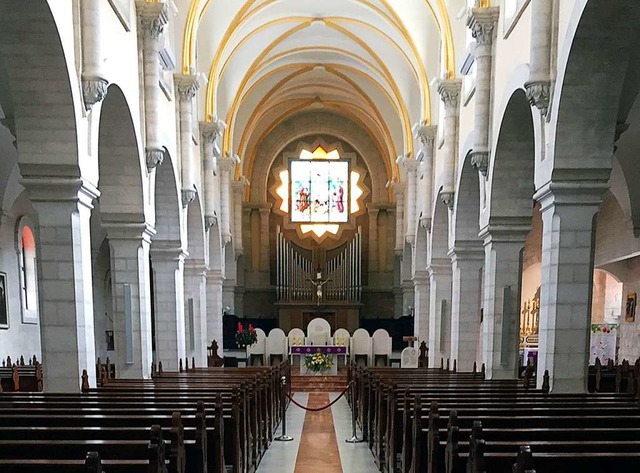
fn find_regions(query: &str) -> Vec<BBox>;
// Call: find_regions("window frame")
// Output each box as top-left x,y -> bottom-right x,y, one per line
16,216 -> 39,325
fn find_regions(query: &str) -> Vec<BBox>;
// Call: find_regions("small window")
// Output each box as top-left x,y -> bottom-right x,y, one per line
17,217 -> 39,324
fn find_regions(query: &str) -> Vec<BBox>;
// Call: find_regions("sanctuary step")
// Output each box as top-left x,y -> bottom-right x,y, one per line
290,366 -> 349,392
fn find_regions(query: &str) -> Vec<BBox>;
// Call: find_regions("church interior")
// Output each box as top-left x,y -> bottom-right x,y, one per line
1,0 -> 640,472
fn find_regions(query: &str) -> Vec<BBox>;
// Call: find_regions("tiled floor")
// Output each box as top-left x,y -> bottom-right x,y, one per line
255,392 -> 377,473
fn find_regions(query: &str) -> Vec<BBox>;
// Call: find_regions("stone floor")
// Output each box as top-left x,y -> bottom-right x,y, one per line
256,392 -> 378,473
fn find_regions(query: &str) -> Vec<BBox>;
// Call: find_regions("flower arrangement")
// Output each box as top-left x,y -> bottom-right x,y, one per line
304,350 -> 333,373
591,323 -> 619,334
235,322 -> 257,348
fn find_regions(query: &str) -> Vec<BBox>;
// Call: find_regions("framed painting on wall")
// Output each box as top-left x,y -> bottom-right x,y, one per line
625,292 -> 637,323
0,272 -> 9,329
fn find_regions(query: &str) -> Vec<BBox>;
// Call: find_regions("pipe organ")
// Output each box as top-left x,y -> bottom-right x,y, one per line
276,227 -> 362,303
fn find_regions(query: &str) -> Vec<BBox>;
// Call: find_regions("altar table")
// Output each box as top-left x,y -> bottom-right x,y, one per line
289,345 -> 349,375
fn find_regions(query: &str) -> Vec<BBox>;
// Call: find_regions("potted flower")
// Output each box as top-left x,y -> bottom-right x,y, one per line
304,350 -> 333,374
235,322 -> 257,348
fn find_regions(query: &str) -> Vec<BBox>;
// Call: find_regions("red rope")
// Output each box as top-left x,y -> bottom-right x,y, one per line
284,381 -> 354,412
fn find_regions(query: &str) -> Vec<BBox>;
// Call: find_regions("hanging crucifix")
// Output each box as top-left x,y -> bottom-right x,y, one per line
307,266 -> 331,306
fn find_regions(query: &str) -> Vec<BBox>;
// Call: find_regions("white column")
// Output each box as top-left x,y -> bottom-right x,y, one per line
525,0 -> 552,116
400,157 -> 419,245
413,272 -> 430,345
259,205 -> 271,271
467,7 -> 499,177
480,224 -> 528,379
449,244 -> 484,372
390,182 -> 405,255
80,0 -> 108,109
184,263 -> 208,367
367,206 -> 379,272
105,223 -> 155,378
174,74 -> 201,208
150,247 -> 187,371
200,120 -> 225,229
137,1 -> 169,171
535,184 -> 603,392
232,178 -> 247,256
428,259 -> 452,367
22,178 -> 99,392
414,124 -> 437,226
219,154 -> 236,244
206,270 -> 224,351
436,80 -> 462,207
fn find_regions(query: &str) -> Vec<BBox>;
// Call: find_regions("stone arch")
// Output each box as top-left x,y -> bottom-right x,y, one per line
153,157 -> 182,245
186,196 -> 207,265
429,193 -> 450,264
453,151 -> 481,248
97,85 -> 145,223
0,2 -> 82,177
549,0 -> 640,181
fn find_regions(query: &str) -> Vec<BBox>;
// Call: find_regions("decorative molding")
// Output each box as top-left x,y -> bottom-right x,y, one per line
174,74 -> 200,102
440,191 -> 455,210
437,79 -> 463,112
181,189 -> 196,208
145,148 -> 165,172
470,150 -> 489,177
205,215 -> 218,230
200,119 -> 225,145
524,80 -> 551,117
81,77 -> 108,110
412,124 -> 437,153
137,1 -> 169,39
467,7 -> 500,47
419,217 -> 432,232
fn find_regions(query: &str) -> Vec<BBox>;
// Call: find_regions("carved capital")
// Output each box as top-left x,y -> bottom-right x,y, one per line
82,76 -> 108,110
219,153 -> 240,173
174,74 -> 200,102
470,150 -> 489,177
145,147 -> 165,172
205,215 -> 218,230
137,1 -> 169,40
181,189 -> 196,208
524,80 -> 551,117
199,119 -> 225,145
419,217 -> 432,232
467,7 -> 500,47
437,79 -> 463,113
413,124 -> 437,154
440,191 -> 455,210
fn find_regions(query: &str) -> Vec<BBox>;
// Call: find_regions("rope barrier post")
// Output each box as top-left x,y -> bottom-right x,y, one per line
275,375 -> 294,442
345,380 -> 364,443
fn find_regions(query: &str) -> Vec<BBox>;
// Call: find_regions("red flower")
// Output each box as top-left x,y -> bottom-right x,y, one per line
249,324 -> 255,332
237,322 -> 243,332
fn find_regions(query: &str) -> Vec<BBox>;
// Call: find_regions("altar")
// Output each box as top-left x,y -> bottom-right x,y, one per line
289,345 -> 349,375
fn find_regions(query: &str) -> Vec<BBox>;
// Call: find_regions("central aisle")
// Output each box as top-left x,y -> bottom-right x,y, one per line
255,392 -> 378,473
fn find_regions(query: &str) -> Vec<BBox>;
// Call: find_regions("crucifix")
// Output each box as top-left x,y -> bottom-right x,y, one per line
307,267 -> 331,306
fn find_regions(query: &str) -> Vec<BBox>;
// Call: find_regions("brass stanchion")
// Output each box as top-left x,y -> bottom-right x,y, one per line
275,375 -> 293,441
345,380 -> 364,443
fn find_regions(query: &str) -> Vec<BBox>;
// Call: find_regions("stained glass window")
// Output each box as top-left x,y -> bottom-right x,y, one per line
289,158 -> 349,223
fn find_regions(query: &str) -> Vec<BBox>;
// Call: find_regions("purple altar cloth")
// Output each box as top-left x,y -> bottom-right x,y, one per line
290,345 -> 347,354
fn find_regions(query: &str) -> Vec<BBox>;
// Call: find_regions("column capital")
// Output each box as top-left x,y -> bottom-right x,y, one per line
437,78 -> 463,112
427,258 -> 452,277
103,222 -> 156,244
184,261 -> 208,277
206,269 -> 224,284
469,150 -> 489,177
397,154 -> 420,172
386,180 -> 404,196
412,270 -> 430,285
448,241 -> 484,263
413,124 -> 437,154
258,205 -> 272,216
479,217 -> 531,244
174,73 -> 203,101
82,76 -> 109,110
136,0 -> 169,39
232,176 -> 249,193
467,7 -> 500,47
419,216 -> 432,232
199,119 -> 226,145
533,178 -> 608,213
150,245 -> 188,263
440,191 -> 455,210
20,176 -> 99,210
220,153 -> 240,173
524,80 -> 551,117
181,189 -> 197,208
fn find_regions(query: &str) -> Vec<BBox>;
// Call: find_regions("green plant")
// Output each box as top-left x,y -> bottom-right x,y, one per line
235,322 -> 257,348
304,351 -> 333,373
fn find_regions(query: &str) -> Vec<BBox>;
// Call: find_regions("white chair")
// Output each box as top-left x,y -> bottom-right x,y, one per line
372,328 -> 392,366
266,328 -> 287,365
351,328 -> 371,366
247,328 -> 266,366
288,328 -> 305,366
400,346 -> 419,368
333,328 -> 351,367
306,317 -> 331,346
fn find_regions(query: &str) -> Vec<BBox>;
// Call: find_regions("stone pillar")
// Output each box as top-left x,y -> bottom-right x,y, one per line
437,80 -> 462,207
399,157 -> 419,245
467,7 -> 499,177
80,0 -> 108,109
479,223 -> 529,379
200,119 -> 225,229
206,270 -> 224,351
428,259 -> 452,367
22,177 -> 99,392
535,184 -> 604,392
232,178 -> 247,256
174,74 -> 201,208
150,247 -> 187,371
525,0 -> 552,116
258,205 -> 271,271
137,1 -> 169,171
390,182 -> 405,255
219,154 -> 237,244
367,205 -> 379,272
104,223 -> 155,379
414,124 -> 437,226
449,244 -> 484,372
413,272 -> 430,345
184,263 -> 208,367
